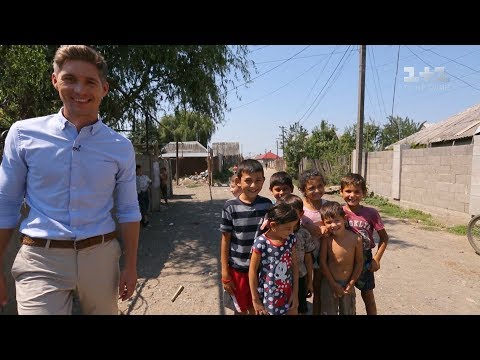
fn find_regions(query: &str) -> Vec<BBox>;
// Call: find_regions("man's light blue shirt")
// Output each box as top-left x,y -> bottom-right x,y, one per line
0,109 -> 141,240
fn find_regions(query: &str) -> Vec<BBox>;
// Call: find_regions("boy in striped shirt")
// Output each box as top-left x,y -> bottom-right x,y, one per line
220,159 -> 273,314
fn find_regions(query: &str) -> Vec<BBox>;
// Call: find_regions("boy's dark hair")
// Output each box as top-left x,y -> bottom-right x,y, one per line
340,173 -> 367,194
266,202 -> 299,224
269,171 -> 294,191
320,201 -> 345,221
278,194 -> 303,213
136,164 -> 141,170
298,170 -> 326,194
236,159 -> 264,179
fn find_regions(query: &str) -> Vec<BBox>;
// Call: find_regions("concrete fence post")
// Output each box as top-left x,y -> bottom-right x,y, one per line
351,149 -> 357,173
469,135 -> 480,216
361,151 -> 367,179
391,143 -> 409,200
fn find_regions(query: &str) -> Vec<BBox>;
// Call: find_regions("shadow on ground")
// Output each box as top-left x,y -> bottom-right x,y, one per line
121,196 -> 227,315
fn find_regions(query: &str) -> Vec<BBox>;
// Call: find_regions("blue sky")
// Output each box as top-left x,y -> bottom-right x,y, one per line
209,45 -> 480,158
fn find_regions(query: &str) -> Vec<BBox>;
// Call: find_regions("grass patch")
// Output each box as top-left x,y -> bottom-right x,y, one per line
447,225 -> 468,236
364,195 -> 469,235
363,195 -> 439,227
418,226 -> 442,232
185,184 -> 202,188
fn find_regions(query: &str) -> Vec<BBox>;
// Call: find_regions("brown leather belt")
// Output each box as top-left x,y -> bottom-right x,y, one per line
21,231 -> 117,250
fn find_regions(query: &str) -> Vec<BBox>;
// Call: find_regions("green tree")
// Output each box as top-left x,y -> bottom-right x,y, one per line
304,120 -> 339,160
0,45 -> 252,134
0,45 -> 59,127
283,122 -> 308,179
96,45 -> 251,131
340,120 -> 381,153
378,115 -> 425,149
338,125 -> 356,156
156,110 -> 216,148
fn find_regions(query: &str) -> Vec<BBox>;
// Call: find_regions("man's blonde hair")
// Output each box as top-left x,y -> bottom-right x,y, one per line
53,45 -> 108,81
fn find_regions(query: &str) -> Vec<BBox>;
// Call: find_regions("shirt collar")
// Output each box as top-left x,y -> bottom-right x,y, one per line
55,107 -> 103,135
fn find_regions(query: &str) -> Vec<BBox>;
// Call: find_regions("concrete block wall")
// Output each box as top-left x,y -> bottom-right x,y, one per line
357,137 -> 478,223
364,151 -> 393,198
400,145 -> 472,215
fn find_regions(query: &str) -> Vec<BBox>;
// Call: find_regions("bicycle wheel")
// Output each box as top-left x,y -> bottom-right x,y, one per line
467,214 -> 480,255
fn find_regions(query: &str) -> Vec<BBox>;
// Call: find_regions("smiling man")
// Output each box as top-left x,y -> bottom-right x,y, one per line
0,45 -> 141,315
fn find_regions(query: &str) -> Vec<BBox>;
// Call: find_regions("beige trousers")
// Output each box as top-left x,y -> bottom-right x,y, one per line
11,239 -> 121,315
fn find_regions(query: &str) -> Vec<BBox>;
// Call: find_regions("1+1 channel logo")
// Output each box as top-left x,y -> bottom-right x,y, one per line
403,66 -> 450,91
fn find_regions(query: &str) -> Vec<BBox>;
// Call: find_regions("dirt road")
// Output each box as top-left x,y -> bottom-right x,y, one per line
119,168 -> 480,315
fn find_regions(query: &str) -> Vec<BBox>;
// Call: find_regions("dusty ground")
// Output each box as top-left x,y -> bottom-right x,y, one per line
118,168 -> 480,315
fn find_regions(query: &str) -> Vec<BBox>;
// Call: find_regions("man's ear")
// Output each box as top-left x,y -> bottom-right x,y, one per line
52,72 -> 58,89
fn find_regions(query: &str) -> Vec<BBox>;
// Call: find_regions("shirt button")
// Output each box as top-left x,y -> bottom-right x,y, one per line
71,208 -> 76,212
72,186 -> 77,190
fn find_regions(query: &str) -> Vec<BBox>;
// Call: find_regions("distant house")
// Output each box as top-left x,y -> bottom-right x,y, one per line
388,103 -> 480,148
255,150 -> 280,169
160,141 -> 208,178
211,142 -> 243,173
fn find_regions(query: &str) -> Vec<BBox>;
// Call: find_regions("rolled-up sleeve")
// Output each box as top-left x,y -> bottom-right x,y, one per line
114,142 -> 141,223
0,124 -> 26,228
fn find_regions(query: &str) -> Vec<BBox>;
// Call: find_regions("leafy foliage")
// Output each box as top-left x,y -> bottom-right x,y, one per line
0,45 -> 60,127
0,45 -> 252,142
156,110 -> 216,148
283,115 -> 424,184
377,115 -> 425,149
283,122 -> 309,179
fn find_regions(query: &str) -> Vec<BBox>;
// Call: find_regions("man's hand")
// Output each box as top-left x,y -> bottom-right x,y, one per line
118,268 -> 138,301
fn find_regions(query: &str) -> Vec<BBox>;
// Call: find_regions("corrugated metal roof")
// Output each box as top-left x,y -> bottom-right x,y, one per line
389,103 -> 480,147
159,141 -> 208,158
160,152 -> 207,158
161,141 -> 207,153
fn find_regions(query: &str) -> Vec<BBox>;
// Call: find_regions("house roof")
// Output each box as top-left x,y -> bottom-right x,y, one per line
389,103 -> 480,148
255,151 -> 280,160
159,141 -> 208,158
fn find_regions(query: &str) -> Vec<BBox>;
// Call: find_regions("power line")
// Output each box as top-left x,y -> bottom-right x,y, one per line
370,47 -> 388,119
416,45 -> 480,74
391,45 -> 401,141
226,46 -> 311,94
249,45 -> 270,53
405,45 -> 480,92
301,46 -> 355,126
254,49 -> 357,64
391,45 -> 401,119
292,45 -> 341,121
298,45 -> 353,127
231,56 -> 328,110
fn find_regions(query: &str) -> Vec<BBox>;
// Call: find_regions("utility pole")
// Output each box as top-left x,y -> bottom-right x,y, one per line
355,45 -> 366,175
278,126 -> 285,157
276,140 -> 279,158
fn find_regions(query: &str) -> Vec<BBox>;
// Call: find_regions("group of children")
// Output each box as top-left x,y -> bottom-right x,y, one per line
221,159 -> 389,315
